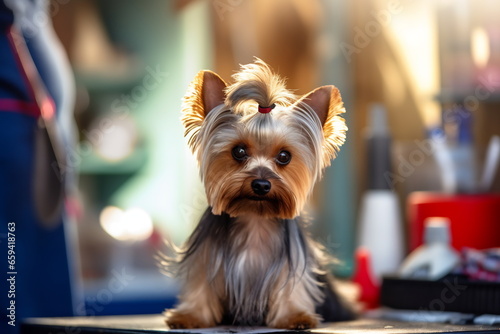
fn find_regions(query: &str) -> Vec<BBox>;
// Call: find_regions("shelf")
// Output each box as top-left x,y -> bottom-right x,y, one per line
436,90 -> 500,104
78,144 -> 147,175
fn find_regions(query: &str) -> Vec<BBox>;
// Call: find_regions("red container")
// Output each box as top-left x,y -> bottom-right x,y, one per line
407,192 -> 500,252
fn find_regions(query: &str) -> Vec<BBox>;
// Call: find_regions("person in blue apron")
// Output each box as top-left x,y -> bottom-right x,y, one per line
0,1 -> 83,333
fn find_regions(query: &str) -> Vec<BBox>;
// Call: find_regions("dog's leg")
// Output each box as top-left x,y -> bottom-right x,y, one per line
265,220 -> 324,329
266,269 -> 322,329
165,273 -> 223,328
165,255 -> 224,328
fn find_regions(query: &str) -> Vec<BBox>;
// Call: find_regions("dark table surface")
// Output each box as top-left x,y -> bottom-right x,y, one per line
20,314 -> 500,334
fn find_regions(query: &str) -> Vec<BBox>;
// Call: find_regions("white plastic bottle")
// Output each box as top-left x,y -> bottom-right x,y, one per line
399,217 -> 460,280
357,190 -> 403,281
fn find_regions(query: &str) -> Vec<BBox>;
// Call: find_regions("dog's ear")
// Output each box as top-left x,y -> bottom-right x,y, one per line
295,85 -> 347,164
182,70 -> 227,151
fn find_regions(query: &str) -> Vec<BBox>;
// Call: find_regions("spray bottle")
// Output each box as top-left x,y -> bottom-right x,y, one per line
357,104 -> 404,281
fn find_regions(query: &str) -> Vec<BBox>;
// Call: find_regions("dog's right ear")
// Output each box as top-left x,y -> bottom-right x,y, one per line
182,70 -> 227,151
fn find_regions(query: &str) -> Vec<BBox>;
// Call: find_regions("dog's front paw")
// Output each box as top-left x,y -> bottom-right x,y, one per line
164,309 -> 215,329
269,312 -> 320,330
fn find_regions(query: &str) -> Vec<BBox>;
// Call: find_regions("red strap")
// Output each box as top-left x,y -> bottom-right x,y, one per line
0,98 -> 40,117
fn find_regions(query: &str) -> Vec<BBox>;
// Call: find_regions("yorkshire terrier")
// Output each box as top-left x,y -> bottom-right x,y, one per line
163,59 -> 354,329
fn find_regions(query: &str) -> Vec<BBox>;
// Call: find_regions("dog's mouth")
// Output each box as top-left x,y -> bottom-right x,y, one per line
232,195 -> 276,203
224,194 -> 294,218
247,196 -> 272,202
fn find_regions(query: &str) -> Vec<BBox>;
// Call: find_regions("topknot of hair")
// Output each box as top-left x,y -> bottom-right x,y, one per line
224,58 -> 296,113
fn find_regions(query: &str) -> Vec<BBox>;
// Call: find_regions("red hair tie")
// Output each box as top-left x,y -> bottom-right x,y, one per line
258,103 -> 276,114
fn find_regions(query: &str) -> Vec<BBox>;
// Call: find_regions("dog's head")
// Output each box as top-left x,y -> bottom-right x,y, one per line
182,59 -> 347,219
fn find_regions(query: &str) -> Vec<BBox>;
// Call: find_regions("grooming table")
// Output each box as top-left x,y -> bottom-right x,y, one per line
20,314 -> 500,334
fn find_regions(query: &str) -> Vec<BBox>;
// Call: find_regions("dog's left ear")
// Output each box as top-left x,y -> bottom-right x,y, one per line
295,85 -> 347,164
182,70 -> 227,152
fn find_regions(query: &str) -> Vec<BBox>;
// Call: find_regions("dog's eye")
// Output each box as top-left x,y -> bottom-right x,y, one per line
232,145 -> 248,161
276,151 -> 291,165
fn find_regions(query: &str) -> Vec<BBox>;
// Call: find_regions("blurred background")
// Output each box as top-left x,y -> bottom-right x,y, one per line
3,0 -> 500,321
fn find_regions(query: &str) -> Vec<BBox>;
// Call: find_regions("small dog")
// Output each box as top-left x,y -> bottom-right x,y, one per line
163,59 -> 354,329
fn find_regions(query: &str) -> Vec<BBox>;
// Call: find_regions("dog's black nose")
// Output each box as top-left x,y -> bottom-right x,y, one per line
251,179 -> 271,195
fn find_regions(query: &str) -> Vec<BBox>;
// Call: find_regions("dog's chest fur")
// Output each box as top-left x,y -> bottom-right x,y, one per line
223,216 -> 285,324
229,216 -> 281,270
